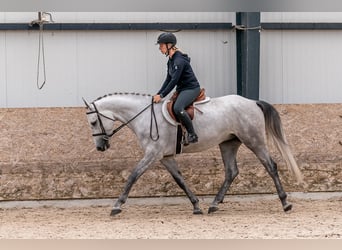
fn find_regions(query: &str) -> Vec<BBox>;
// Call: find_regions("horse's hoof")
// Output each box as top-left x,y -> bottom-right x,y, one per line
193,209 -> 203,215
283,203 -> 292,212
110,208 -> 122,216
208,206 -> 219,214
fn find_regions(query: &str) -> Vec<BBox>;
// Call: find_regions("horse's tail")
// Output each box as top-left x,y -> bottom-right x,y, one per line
256,100 -> 305,185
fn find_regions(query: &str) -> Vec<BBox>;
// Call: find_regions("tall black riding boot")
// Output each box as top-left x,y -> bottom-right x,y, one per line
177,111 -> 198,144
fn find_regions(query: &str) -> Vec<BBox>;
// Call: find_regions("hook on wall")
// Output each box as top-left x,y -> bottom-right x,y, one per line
30,12 -> 54,27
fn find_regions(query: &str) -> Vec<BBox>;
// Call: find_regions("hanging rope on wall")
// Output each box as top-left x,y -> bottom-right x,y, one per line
37,23 -> 47,89
30,12 -> 54,90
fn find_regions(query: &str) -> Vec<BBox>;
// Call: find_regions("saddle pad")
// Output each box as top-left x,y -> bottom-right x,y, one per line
162,97 -> 211,126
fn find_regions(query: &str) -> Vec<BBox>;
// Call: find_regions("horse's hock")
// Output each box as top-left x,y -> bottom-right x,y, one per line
0,104 -> 341,201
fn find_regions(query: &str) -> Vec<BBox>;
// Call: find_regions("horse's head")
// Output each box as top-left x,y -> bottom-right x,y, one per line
83,98 -> 115,152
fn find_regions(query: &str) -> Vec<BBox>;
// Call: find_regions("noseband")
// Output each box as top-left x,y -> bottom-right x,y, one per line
86,98 -> 159,141
86,102 -> 116,140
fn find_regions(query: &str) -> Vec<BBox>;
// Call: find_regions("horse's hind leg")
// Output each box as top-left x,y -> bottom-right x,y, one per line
161,156 -> 203,215
250,146 -> 292,212
208,139 -> 241,214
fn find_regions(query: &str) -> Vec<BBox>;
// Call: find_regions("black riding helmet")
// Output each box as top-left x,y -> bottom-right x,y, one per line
156,32 -> 177,56
156,32 -> 177,46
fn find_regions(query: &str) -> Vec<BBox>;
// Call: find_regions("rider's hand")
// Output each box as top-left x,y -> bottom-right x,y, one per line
153,94 -> 162,103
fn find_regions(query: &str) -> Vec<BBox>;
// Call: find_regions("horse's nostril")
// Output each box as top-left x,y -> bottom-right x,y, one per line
97,146 -> 105,151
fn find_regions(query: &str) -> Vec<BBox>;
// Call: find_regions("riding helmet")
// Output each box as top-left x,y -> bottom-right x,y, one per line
156,32 -> 177,45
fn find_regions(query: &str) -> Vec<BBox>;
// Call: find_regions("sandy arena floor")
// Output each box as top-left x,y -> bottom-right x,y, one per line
0,192 -> 342,239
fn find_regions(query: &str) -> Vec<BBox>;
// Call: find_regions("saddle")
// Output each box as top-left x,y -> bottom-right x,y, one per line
166,88 -> 206,122
162,88 -> 210,154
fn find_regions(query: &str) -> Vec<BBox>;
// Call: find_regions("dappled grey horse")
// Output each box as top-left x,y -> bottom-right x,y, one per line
83,93 -> 304,216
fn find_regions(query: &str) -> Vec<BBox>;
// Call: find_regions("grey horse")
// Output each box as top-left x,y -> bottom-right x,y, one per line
83,93 -> 304,216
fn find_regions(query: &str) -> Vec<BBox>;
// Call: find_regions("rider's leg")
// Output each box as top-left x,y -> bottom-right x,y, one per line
173,88 -> 200,144
178,110 -> 198,143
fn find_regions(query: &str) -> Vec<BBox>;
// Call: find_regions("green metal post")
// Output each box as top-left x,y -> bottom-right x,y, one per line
236,12 -> 260,100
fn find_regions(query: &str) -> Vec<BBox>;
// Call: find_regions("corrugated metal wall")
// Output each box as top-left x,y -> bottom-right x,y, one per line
1,12 -> 342,107
260,12 -> 342,104
0,12 -> 233,23
0,12 -> 236,108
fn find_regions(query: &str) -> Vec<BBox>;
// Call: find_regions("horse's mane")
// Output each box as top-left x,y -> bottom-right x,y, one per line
93,92 -> 152,103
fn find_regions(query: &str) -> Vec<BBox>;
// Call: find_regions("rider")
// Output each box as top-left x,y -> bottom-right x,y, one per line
153,32 -> 201,144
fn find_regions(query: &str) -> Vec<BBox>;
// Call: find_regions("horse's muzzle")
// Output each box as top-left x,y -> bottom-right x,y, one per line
96,141 -> 110,151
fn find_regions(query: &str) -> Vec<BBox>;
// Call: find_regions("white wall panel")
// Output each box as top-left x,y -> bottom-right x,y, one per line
77,30 -> 235,104
177,30 -> 235,97
259,31 -> 284,104
0,32 -> 6,107
72,12 -> 234,23
0,12 -> 4,22
4,31 -> 78,107
0,15 -> 5,106
2,12 -> 234,24
262,12 -> 342,23
5,31 -> 37,107
76,31 -> 150,100
261,12 -> 342,104
260,30 -> 342,104
0,30 -> 234,107
0,12 -> 235,108
40,31 -> 78,106
2,12 -> 37,23
3,12 -> 342,106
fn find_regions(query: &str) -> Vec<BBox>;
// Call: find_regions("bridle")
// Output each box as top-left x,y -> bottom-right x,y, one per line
86,98 -> 159,141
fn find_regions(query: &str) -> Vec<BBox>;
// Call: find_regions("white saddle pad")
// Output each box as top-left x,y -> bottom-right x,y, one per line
161,97 -> 211,126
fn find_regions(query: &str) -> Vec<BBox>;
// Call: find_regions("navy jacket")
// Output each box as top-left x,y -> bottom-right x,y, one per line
157,51 -> 200,98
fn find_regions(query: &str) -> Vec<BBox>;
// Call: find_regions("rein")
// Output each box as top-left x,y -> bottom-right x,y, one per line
86,98 -> 159,141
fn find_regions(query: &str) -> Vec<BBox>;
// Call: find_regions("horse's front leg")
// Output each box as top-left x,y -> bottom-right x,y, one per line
160,156 -> 203,215
111,154 -> 157,216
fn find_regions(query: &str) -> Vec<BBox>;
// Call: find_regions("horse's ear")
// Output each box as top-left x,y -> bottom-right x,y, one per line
82,97 -> 91,109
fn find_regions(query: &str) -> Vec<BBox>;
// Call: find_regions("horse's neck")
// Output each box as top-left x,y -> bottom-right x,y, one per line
97,95 -> 150,123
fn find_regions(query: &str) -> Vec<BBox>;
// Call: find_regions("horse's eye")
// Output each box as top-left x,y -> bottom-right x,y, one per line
90,120 -> 97,126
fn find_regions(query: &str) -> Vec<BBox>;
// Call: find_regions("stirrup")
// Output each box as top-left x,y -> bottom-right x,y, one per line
182,131 -> 189,146
187,133 -> 198,144
180,127 -> 198,146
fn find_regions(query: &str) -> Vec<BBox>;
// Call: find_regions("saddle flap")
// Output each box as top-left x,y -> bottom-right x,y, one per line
163,88 -> 209,125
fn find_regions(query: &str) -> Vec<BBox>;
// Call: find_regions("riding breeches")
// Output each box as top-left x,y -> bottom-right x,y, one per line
172,87 -> 201,117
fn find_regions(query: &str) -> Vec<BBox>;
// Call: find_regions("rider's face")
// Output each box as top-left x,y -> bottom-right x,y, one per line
159,43 -> 168,55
